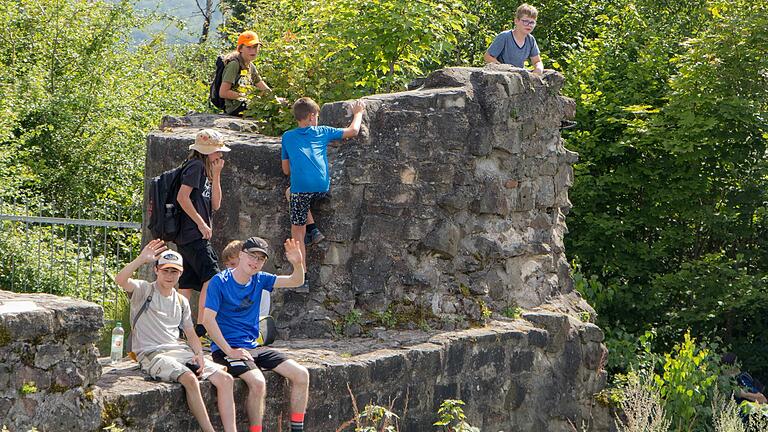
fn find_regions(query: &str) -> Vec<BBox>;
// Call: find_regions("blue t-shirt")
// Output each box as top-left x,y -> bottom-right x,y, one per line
205,268 -> 277,352
281,125 -> 344,193
486,31 -> 540,68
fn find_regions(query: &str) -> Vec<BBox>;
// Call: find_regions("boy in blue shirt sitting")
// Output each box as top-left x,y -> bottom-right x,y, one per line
203,237 -> 307,432
281,97 -> 365,281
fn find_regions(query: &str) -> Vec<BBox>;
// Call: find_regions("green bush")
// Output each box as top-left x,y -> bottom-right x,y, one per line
654,331 -> 721,430
434,399 -> 479,432
0,0 -> 218,210
563,0 -> 768,378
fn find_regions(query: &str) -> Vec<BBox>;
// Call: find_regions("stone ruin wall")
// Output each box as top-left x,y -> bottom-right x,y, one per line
0,66 -> 613,432
0,289 -> 612,432
146,65 -> 584,339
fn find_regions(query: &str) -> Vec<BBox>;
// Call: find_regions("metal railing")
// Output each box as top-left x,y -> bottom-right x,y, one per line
0,196 -> 142,318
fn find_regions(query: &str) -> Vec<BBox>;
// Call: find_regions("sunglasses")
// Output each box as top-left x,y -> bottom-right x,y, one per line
519,19 -> 537,26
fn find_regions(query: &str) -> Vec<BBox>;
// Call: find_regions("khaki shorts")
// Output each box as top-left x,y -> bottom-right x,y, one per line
138,348 -> 225,382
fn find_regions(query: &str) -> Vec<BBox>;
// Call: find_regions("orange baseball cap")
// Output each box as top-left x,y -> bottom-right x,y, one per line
237,31 -> 263,47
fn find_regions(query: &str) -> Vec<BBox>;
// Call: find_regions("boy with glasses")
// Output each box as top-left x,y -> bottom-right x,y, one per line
203,237 -> 309,432
484,3 -> 544,74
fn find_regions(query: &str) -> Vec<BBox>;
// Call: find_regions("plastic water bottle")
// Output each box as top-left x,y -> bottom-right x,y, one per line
110,322 -> 124,364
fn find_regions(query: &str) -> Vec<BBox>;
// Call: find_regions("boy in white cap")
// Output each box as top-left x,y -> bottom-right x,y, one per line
115,239 -> 237,432
176,128 -> 230,336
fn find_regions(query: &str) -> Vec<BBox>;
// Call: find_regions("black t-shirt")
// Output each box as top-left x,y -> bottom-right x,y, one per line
177,159 -> 212,245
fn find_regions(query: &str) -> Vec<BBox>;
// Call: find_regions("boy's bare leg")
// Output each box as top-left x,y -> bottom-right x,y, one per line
198,280 -> 210,324
291,224 -> 308,270
178,371 -> 216,432
209,371 -> 237,432
240,368 -> 267,427
273,360 -> 310,413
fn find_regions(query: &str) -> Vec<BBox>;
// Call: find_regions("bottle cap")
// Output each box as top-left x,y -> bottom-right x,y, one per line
116,321 -> 122,327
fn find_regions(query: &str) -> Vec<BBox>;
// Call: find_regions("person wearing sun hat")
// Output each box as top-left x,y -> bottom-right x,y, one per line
176,128 -> 230,337
219,30 -> 283,116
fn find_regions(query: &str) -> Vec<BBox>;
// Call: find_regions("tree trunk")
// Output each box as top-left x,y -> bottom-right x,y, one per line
197,0 -> 214,44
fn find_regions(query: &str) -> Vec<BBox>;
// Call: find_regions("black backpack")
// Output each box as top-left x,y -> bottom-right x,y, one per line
209,55 -> 229,110
147,161 -> 188,241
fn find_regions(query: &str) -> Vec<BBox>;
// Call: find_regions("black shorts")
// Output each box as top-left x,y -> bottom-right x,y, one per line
289,192 -> 329,226
212,348 -> 288,377
177,239 -> 220,291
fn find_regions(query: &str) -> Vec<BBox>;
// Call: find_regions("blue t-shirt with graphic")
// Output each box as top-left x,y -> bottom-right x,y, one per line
281,125 -> 344,193
486,31 -> 540,68
205,268 -> 277,352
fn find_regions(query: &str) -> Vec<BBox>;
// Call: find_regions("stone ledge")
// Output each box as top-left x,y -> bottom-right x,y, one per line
0,290 -> 103,432
0,291 -> 102,343
96,314 -> 611,431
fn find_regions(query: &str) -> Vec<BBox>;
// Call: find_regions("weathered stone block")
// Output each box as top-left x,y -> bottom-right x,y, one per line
422,221 -> 461,258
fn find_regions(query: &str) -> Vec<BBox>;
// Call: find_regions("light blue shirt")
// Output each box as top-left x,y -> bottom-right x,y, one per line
486,31 -> 540,68
281,125 -> 344,193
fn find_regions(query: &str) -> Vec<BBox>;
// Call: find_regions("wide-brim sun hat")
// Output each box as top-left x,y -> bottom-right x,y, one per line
189,129 -> 231,155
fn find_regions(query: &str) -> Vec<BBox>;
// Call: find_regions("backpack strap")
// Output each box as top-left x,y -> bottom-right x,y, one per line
168,160 -> 190,205
131,282 -> 156,330
173,289 -> 190,330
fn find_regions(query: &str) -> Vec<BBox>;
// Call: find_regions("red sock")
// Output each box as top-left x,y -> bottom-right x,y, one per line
249,426 -> 262,432
291,412 -> 305,423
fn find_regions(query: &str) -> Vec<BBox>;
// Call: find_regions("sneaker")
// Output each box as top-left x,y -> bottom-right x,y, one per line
560,120 -> 577,130
304,228 -> 325,245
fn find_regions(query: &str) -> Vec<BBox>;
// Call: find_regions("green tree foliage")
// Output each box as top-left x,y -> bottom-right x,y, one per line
0,0 -> 218,209
566,0 -> 768,377
222,0 -> 471,135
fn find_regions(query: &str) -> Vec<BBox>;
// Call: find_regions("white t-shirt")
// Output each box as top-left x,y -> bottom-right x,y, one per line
127,279 -> 193,355
260,291 -> 271,318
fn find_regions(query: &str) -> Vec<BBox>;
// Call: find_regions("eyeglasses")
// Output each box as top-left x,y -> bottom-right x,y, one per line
519,19 -> 537,26
243,251 -> 267,262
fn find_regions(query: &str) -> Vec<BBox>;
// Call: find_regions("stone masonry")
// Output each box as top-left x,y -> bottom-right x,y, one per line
95,307 -> 610,431
0,290 -> 103,431
145,65 -> 582,340
0,288 -> 611,431
0,66 -> 612,431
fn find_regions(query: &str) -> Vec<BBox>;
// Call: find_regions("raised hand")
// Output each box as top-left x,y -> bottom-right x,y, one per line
350,100 -> 365,115
139,239 -> 168,264
283,238 -> 303,265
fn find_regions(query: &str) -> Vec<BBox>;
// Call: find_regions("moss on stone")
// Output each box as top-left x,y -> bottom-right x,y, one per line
101,399 -> 128,428
19,381 -> 38,395
48,381 -> 69,393
0,325 -> 11,347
